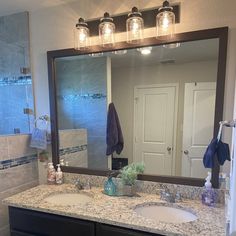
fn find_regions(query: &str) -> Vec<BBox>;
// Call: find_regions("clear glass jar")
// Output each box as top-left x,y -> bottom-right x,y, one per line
74,18 -> 90,50
156,11 -> 175,37
156,2 -> 175,37
99,12 -> 115,48
126,7 -> 144,44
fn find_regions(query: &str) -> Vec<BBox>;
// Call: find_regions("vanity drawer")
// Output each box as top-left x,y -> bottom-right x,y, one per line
9,207 -> 95,236
96,223 -> 163,236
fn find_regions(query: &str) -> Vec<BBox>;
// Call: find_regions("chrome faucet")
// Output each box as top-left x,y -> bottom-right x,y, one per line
75,179 -> 83,190
75,179 -> 91,190
160,189 -> 182,203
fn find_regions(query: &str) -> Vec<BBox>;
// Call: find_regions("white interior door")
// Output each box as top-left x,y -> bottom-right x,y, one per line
182,82 -> 216,178
134,84 -> 178,175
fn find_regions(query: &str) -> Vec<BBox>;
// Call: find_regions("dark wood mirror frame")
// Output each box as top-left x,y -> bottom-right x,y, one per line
47,27 -> 228,188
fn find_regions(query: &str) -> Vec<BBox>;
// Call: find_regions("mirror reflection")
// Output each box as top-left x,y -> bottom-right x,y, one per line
55,38 -> 219,178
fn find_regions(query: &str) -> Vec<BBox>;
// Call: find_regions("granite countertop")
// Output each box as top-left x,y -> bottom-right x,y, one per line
3,184 -> 226,236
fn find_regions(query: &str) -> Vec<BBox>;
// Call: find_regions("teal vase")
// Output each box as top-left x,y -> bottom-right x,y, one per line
104,177 -> 116,196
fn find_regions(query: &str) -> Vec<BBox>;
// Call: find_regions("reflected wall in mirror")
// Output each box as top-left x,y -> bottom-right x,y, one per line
48,27 -> 228,187
54,38 -> 219,179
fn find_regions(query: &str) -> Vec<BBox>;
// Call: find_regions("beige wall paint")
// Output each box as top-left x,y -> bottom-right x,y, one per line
112,60 -> 217,176
29,0 -> 236,181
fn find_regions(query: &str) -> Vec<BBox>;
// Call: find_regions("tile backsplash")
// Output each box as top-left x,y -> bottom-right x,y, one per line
0,134 -> 38,236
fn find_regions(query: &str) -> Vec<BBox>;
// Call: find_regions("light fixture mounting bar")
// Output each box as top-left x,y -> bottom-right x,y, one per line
87,5 -> 180,37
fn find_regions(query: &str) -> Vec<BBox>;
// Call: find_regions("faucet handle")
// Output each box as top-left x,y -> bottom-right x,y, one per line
175,192 -> 182,202
159,189 -> 167,200
75,179 -> 83,190
84,180 -> 91,190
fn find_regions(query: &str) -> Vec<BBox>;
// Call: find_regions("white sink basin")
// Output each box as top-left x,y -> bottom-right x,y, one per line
134,205 -> 198,224
44,192 -> 93,206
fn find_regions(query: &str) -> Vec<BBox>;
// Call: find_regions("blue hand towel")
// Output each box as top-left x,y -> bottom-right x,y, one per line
30,128 -> 47,150
203,138 -> 231,168
106,103 -> 124,156
217,140 -> 230,165
203,138 -> 217,168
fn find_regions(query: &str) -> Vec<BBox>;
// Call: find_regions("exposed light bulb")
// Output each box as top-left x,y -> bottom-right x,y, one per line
156,1 -> 175,37
74,18 -> 90,50
99,12 -> 115,48
126,7 -> 144,44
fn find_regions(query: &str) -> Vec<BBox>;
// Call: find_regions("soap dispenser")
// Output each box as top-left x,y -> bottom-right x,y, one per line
201,172 -> 217,207
56,164 -> 63,185
47,163 -> 56,185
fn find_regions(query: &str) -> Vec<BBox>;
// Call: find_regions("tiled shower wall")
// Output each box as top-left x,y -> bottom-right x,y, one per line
0,12 -> 34,135
59,129 -> 88,167
56,57 -> 108,170
0,135 -> 38,236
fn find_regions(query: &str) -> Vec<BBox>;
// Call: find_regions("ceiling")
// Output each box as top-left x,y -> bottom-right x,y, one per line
0,0 -> 76,16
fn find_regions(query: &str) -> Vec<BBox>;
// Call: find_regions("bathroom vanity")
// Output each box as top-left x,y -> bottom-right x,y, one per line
3,184 -> 226,236
9,207 -> 160,236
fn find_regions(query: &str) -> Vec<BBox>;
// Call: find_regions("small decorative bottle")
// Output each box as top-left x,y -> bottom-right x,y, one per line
201,172 -> 217,207
55,164 -> 63,185
47,163 -> 56,185
104,177 -> 116,196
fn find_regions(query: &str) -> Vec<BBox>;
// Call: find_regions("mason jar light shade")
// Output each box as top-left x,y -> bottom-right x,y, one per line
74,18 -> 90,50
99,12 -> 115,48
156,1 -> 175,37
126,7 -> 144,44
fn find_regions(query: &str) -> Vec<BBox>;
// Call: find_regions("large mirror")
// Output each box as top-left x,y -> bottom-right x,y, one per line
48,27 -> 228,187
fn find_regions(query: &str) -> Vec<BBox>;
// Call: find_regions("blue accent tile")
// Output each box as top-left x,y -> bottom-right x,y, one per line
0,154 -> 37,170
59,145 -> 87,156
0,76 -> 32,86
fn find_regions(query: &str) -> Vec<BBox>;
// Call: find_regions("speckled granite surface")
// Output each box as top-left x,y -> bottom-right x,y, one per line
63,173 -> 225,203
3,184 -> 226,236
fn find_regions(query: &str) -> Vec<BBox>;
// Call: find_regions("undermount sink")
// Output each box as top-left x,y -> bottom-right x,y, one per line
44,192 -> 93,206
134,204 -> 198,224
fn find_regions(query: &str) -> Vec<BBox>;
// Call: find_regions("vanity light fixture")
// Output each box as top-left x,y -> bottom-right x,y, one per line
156,0 -> 175,37
137,47 -> 152,55
126,7 -> 144,44
99,12 -> 116,48
74,18 -> 90,50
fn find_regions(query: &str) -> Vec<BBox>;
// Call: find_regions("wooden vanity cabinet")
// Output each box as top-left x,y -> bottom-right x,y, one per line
96,223 -> 161,236
9,207 -> 163,236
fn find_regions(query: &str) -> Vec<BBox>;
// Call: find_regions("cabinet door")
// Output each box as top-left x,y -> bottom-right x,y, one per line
96,223 -> 163,236
9,207 -> 95,236
11,230 -> 35,236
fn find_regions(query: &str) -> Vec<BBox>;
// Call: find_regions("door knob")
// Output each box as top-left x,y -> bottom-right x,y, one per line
184,150 -> 189,155
167,147 -> 172,152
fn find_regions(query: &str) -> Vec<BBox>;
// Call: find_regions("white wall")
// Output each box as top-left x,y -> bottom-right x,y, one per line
29,0 -> 236,181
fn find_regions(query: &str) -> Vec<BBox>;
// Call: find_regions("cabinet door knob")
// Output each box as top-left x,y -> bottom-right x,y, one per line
167,147 -> 172,152
184,150 -> 189,155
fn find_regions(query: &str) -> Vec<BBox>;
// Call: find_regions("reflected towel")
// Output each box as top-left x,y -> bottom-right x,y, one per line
217,140 -> 230,165
203,138 -> 217,168
106,103 -> 124,156
203,138 -> 230,168
30,128 -> 47,150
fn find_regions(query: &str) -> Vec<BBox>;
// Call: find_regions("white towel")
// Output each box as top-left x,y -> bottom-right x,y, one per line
30,128 -> 47,150
230,127 -> 236,234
